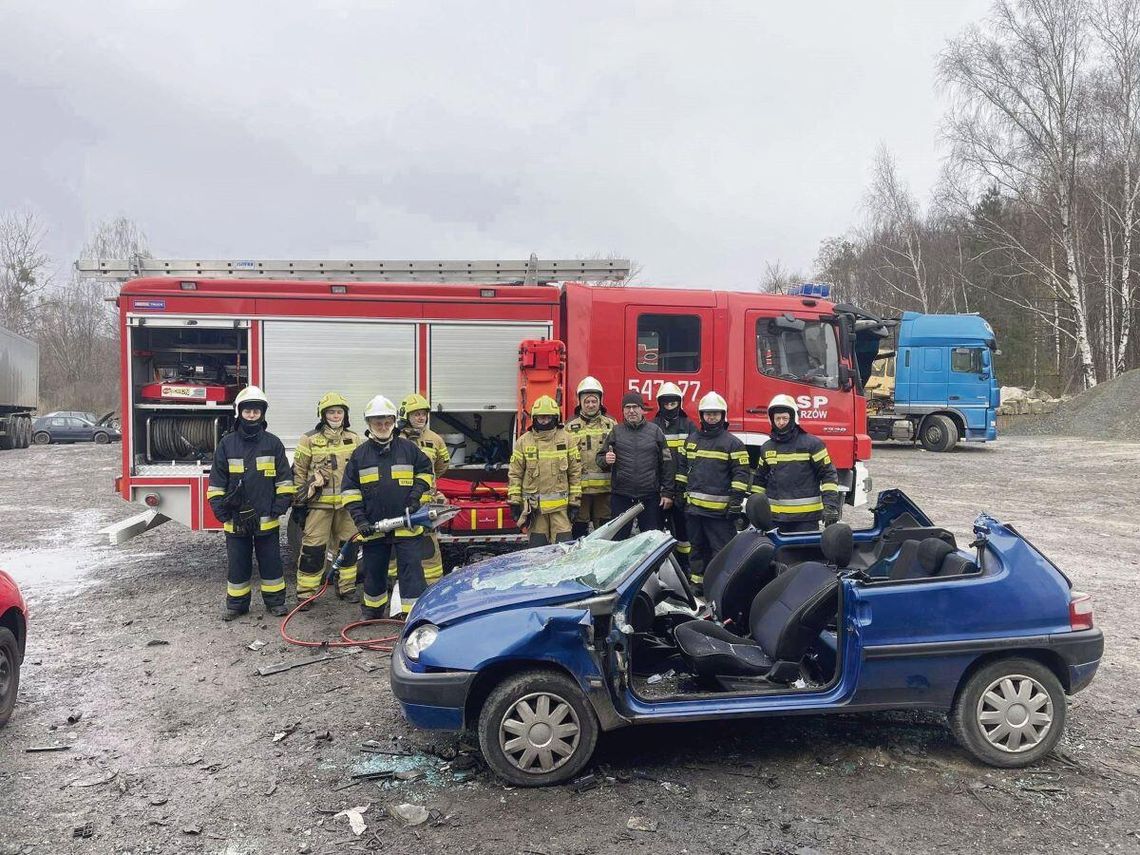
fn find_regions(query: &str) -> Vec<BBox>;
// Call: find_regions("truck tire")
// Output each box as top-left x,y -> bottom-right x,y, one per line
17,418 -> 30,448
0,423 -> 13,451
949,657 -> 1065,768
919,415 -> 958,452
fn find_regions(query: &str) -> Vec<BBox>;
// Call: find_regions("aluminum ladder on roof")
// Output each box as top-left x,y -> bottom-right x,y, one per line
75,254 -> 630,285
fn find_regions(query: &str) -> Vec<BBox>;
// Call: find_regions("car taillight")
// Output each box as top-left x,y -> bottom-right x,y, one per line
1069,592 -> 1093,631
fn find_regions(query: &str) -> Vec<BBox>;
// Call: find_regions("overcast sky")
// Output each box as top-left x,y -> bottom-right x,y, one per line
0,0 -> 992,289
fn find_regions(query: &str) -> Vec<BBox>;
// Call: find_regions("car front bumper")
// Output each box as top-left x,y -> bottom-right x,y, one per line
389,647 -> 475,731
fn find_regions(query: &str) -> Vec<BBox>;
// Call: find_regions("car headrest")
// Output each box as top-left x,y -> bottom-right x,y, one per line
821,523 -> 853,568
745,493 -> 772,531
917,538 -> 956,574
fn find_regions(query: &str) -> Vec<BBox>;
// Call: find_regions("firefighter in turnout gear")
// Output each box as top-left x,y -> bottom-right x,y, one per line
676,391 -> 750,587
207,386 -> 295,620
753,394 -> 841,533
292,392 -> 362,602
565,376 -> 617,537
508,395 -> 583,547
653,382 -> 697,574
387,392 -> 450,585
341,395 -> 434,619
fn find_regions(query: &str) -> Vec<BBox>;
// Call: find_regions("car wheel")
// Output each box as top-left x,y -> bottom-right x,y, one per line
950,657 -> 1066,768
93,432 -> 110,445
32,432 -> 51,445
0,627 -> 20,727
477,669 -> 599,787
920,415 -> 958,452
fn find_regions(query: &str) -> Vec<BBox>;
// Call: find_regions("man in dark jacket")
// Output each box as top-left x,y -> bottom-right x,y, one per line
752,394 -> 841,533
597,391 -> 675,539
653,382 -> 697,574
676,391 -> 750,587
341,395 -> 434,619
207,386 -> 295,621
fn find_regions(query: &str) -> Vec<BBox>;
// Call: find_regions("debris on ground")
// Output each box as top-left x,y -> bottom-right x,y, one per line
72,823 -> 94,839
388,803 -> 429,826
256,649 -> 360,676
626,816 -> 657,832
571,773 -> 599,793
1003,368 -> 1140,440
72,771 -> 116,788
247,639 -> 267,651
334,804 -> 370,835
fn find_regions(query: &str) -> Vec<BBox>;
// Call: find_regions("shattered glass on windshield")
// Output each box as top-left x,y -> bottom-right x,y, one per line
470,530 -> 672,592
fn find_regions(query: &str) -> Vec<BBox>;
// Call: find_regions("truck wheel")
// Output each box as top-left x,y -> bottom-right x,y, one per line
93,432 -> 110,445
32,431 -> 51,445
949,658 -> 1065,768
919,415 -> 958,452
0,627 -> 20,727
0,425 -> 13,451
18,418 -> 30,448
477,669 -> 599,787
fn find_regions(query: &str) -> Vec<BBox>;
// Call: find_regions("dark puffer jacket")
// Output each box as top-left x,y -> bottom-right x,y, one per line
597,420 -> 675,499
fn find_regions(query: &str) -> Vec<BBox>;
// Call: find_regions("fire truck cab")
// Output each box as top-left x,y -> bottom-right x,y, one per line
83,259 -> 871,559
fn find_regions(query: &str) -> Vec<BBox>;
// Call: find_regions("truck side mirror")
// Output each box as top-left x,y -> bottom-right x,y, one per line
838,364 -> 853,390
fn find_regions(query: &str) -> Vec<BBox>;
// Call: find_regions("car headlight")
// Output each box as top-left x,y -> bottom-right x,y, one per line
403,624 -> 439,661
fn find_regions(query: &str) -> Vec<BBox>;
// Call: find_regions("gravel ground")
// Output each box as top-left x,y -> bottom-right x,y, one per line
1004,368 -> 1140,440
0,438 -> 1138,855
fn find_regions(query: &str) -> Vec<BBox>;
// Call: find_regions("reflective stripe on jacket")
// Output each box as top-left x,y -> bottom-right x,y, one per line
507,428 -> 583,510
341,436 -> 433,537
653,409 -> 697,471
292,426 -> 361,508
677,422 -> 750,517
566,411 -> 617,495
207,426 -> 295,532
752,425 -> 840,521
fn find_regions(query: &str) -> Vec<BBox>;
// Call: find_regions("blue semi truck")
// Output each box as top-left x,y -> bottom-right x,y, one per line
852,310 -> 1000,452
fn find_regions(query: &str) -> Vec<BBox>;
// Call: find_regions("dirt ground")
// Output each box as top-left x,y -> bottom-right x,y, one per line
0,437 -> 1138,855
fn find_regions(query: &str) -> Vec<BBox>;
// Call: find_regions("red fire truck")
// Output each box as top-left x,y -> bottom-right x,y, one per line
80,258 -> 872,560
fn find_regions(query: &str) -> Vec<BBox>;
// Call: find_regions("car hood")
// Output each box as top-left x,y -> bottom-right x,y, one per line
411,546 -> 598,626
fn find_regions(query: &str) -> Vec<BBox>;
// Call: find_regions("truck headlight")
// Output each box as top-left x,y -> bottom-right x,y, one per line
404,624 -> 439,661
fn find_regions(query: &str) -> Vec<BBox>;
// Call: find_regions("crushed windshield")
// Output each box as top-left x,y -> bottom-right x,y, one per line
756,319 -> 840,388
470,530 -> 672,593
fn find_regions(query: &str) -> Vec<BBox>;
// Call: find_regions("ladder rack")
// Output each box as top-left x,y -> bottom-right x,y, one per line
75,254 -> 630,285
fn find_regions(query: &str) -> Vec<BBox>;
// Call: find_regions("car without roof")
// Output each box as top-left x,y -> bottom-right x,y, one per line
390,492 -> 1103,786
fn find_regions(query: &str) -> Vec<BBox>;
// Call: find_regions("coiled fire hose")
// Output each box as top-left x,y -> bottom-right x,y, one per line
278,504 -> 460,652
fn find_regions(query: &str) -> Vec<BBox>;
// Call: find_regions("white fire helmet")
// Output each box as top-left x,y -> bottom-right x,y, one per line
767,394 -> 799,422
364,395 -> 399,419
234,385 -> 269,416
697,391 -> 728,413
657,382 -> 683,401
576,376 -> 604,399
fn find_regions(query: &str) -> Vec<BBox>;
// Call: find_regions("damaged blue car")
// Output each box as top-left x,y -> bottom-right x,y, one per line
390,491 -> 1103,787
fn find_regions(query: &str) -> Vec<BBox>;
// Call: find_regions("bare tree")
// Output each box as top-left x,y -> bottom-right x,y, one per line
0,210 -> 51,335
758,259 -> 806,294
940,0 -> 1100,388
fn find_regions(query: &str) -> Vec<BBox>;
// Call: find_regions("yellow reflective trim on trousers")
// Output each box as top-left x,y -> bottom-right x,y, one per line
820,483 -> 839,492
207,487 -> 225,499
764,452 -> 811,463
691,449 -> 729,460
363,592 -> 388,608
771,501 -> 824,514
261,579 -> 286,593
675,542 -> 692,554
227,582 -> 251,597
750,485 -> 766,494
399,598 -> 416,615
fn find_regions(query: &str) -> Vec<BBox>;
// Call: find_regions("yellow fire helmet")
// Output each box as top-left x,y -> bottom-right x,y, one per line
530,395 -> 561,418
400,392 -> 431,419
316,391 -> 350,418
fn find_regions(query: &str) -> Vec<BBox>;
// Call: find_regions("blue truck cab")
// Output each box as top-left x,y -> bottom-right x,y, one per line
860,311 -> 1000,452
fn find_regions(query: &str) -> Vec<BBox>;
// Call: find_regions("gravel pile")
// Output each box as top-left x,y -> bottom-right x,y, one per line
1003,367 -> 1140,440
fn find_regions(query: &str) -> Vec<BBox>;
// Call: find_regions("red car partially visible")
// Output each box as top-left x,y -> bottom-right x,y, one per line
0,569 -> 27,726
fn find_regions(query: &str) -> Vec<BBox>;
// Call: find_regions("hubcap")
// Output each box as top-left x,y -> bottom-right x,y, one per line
499,691 -> 581,774
976,674 -> 1053,753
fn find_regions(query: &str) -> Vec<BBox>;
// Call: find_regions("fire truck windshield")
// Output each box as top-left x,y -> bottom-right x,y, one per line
756,319 -> 840,389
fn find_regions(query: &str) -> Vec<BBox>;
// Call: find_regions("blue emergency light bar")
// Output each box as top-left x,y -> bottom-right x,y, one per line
786,282 -> 831,298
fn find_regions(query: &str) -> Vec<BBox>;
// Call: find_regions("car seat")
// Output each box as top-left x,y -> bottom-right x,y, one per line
702,495 -> 778,629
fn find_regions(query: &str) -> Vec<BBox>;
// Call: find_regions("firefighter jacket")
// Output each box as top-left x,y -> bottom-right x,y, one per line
676,421 -> 751,517
207,425 -> 295,534
292,425 -> 361,509
508,428 -> 583,513
401,424 -> 451,500
341,436 -> 434,539
653,408 -> 698,472
753,425 -> 840,522
566,409 -> 617,495
597,420 -> 675,499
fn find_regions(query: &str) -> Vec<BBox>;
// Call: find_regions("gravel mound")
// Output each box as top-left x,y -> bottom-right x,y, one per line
1003,367 -> 1140,440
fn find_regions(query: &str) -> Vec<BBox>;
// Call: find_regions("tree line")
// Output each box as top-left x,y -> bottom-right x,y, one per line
0,211 -> 148,412
809,0 -> 1140,394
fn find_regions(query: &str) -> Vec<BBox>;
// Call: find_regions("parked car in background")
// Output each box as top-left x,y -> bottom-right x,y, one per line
31,414 -> 122,445
0,569 -> 27,727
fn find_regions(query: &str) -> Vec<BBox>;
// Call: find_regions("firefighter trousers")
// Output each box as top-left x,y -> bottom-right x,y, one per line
362,536 -> 425,618
685,512 -> 737,586
225,531 -> 285,611
389,531 -> 443,586
572,493 -> 611,537
662,503 -> 691,573
297,508 -> 358,597
610,494 -> 663,540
